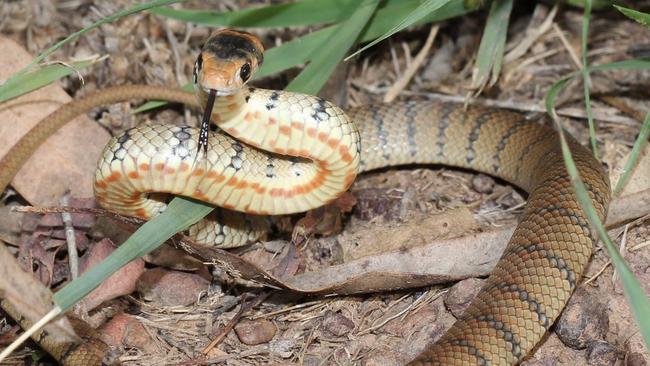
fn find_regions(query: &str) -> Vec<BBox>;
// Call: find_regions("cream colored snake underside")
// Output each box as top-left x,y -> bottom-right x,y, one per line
0,86 -> 610,365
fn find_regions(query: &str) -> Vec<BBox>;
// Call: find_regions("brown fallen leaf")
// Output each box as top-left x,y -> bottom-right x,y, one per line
136,267 -> 209,307
0,37 -> 111,206
0,242 -> 80,346
169,187 -> 648,296
78,238 -> 144,311
341,207 -> 478,261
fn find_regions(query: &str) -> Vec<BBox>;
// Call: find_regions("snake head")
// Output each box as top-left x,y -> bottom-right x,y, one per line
193,29 -> 264,95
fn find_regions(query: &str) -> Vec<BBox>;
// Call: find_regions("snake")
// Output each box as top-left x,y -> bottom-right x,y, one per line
0,29 -> 610,365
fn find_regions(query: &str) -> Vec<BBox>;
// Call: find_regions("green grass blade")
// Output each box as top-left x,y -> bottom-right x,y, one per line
346,0 -> 453,60
0,58 -> 103,103
471,0 -> 513,90
545,58 -> 650,116
0,0 -> 187,103
286,0 -> 380,94
614,5 -> 650,28
580,0 -> 598,158
613,112 -> 650,196
552,123 -> 650,352
53,197 -> 213,310
133,82 -> 194,113
151,0 -> 356,27
545,16 -> 650,347
139,0 -> 480,110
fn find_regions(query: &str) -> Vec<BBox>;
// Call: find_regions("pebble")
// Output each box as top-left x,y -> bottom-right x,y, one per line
443,278 -> 484,318
322,311 -> 355,337
555,288 -> 608,349
234,319 -> 277,345
136,268 -> 209,306
586,340 -> 618,366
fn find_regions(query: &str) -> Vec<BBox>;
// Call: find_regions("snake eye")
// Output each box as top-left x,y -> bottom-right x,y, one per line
240,62 -> 252,82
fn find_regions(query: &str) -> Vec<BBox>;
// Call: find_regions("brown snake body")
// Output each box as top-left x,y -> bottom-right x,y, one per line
0,30 -> 610,365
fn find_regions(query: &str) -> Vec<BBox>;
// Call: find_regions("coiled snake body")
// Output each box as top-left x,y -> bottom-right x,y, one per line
0,29 -> 609,365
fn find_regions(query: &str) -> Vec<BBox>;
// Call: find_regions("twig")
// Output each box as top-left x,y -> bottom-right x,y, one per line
59,193 -> 78,279
201,292 -> 270,354
384,24 -> 439,103
504,4 -> 557,63
552,23 -> 582,69
161,19 -> 191,126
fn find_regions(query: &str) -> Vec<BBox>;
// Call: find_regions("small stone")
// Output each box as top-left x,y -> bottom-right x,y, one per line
234,319 -> 277,345
352,188 -> 404,221
586,340 -> 618,366
269,339 -> 295,358
627,352 -> 648,366
136,268 -> 209,306
322,311 -> 355,337
556,288 -> 608,349
444,278 -> 484,318
472,174 -> 495,194
100,313 -> 157,353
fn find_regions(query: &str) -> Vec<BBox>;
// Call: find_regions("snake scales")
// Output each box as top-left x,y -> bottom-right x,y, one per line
0,29 -> 609,365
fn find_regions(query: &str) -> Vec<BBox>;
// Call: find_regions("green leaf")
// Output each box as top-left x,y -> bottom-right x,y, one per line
545,58 -> 650,116
346,0 -> 453,59
580,0 -> 598,158
151,0 -> 356,27
0,58 -> 103,103
613,112 -> 650,196
53,197 -> 213,311
614,5 -> 650,28
553,124 -> 650,352
471,0 -> 513,90
133,82 -> 195,113
286,0 -> 380,94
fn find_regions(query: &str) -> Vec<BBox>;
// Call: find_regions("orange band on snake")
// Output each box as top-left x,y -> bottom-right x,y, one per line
0,29 -> 609,365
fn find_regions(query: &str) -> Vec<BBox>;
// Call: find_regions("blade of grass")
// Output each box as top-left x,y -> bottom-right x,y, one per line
52,197 -> 213,310
0,0 -> 187,103
137,0 -> 480,112
545,58 -> 650,118
151,0 -> 356,27
471,0 -> 513,91
286,0 -> 380,94
546,14 -> 650,347
0,57 -> 104,103
580,0 -> 598,159
346,0 -> 453,60
547,105 -> 650,351
614,5 -> 650,28
613,112 -> 650,196
132,83 -> 194,113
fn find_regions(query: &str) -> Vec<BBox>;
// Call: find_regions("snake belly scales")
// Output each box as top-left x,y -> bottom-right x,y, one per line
0,29 -> 609,365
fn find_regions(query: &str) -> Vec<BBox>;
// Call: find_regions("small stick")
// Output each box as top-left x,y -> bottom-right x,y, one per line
59,192 -> 79,279
201,292 -> 270,354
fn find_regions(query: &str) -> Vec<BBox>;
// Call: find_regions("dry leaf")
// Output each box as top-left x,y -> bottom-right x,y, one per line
0,37 -> 111,205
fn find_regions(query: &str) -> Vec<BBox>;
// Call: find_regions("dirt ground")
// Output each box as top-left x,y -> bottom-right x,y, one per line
0,1 -> 649,365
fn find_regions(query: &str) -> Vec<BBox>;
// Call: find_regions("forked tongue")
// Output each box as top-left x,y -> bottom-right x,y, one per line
198,88 -> 217,155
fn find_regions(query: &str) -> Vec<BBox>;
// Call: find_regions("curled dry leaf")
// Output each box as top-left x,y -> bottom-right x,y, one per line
169,189 -> 647,296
